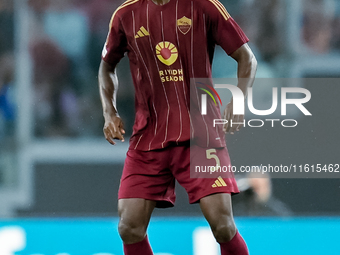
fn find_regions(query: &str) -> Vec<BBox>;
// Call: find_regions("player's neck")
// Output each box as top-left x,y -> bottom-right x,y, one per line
151,0 -> 170,6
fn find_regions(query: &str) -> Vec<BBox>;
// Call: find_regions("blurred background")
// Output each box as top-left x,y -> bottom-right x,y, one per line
0,0 -> 340,254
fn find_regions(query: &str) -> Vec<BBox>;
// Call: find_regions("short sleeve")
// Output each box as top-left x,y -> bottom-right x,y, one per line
206,0 -> 249,55
102,12 -> 127,66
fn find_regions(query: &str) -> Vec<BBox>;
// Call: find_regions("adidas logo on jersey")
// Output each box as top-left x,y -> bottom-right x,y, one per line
135,26 -> 150,38
212,176 -> 227,188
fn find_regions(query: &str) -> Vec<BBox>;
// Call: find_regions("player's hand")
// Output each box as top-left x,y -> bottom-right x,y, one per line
103,115 -> 125,145
223,101 -> 244,134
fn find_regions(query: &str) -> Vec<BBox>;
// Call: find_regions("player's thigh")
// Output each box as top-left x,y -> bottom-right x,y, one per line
118,198 -> 156,227
199,193 -> 235,229
118,198 -> 156,224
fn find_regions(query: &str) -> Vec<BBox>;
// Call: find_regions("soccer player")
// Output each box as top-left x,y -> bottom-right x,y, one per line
98,0 -> 257,254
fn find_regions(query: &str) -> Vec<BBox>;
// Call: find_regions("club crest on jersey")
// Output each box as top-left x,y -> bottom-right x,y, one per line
177,16 -> 192,35
156,41 -> 178,66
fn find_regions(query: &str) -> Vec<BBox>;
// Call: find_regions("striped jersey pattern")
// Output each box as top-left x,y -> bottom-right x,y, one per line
102,0 -> 249,151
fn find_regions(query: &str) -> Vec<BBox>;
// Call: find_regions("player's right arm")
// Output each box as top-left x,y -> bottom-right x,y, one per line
98,8 -> 127,145
98,60 -> 125,145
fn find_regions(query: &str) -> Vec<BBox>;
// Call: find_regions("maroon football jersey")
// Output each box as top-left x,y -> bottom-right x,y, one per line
102,0 -> 249,151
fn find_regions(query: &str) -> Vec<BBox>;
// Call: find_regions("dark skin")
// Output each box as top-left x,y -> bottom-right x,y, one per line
99,2 -> 257,243
117,194 -> 236,244
98,61 -> 125,145
225,43 -> 257,134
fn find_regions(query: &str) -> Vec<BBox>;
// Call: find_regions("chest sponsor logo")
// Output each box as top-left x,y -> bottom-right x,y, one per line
177,16 -> 192,35
156,41 -> 178,66
159,69 -> 184,83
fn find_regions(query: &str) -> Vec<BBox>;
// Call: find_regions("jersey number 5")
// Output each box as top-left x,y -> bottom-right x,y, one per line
206,149 -> 221,169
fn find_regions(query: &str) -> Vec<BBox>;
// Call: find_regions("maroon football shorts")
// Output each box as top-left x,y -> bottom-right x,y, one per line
118,144 -> 239,208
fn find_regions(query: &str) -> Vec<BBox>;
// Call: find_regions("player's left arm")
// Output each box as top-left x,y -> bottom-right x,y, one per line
204,0 -> 257,133
224,43 -> 257,134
